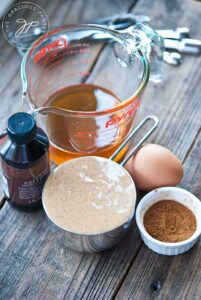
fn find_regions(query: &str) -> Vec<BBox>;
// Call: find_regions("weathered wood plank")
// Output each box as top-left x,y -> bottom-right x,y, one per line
0,1 -> 138,300
0,0 -> 201,299
0,0 -> 134,128
114,1 -> 201,298
132,0 -> 201,159
2,218 -> 141,300
80,0 -> 201,164
115,130 -> 201,300
0,0 -> 61,129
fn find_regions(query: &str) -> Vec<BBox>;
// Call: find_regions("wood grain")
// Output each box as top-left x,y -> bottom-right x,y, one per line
0,214 -> 141,300
0,0 -> 134,127
0,0 -> 201,299
0,1 -> 139,300
81,0 -> 201,162
133,0 -> 201,160
116,130 -> 201,300
0,0 -> 59,129
114,1 -> 201,298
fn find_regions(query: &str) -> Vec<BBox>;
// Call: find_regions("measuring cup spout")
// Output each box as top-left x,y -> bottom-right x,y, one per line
30,106 -> 70,117
20,23 -> 161,162
22,92 -> 70,117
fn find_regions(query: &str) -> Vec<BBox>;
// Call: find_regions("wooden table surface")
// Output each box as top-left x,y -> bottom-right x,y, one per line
0,0 -> 201,299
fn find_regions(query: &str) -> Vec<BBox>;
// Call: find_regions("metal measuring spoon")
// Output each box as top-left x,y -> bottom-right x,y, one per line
163,51 -> 183,66
164,38 -> 201,55
157,27 -> 190,40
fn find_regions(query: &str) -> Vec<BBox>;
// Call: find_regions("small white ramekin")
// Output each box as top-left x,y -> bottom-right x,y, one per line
136,187 -> 201,255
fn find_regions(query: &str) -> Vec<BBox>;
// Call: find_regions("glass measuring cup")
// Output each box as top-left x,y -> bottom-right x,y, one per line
21,23 -> 163,164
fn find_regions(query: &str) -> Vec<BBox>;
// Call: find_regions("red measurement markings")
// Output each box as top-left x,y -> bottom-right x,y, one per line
96,114 -> 135,127
73,135 -> 119,143
37,51 -> 92,69
71,136 -> 117,146
34,37 -> 68,63
73,114 -> 135,139
74,114 -> 137,133
43,59 -> 64,71
64,42 -> 90,49
73,129 -> 119,140
63,71 -> 90,77
67,59 -> 92,65
105,99 -> 140,128
35,40 -> 91,66
73,126 -> 118,137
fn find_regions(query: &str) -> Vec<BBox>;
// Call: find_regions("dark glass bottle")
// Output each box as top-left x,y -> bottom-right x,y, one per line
0,112 -> 50,211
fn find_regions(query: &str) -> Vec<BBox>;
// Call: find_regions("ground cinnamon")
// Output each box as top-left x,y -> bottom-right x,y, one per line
144,200 -> 196,243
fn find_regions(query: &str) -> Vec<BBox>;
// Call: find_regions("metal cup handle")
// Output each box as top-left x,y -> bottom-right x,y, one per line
109,115 -> 159,166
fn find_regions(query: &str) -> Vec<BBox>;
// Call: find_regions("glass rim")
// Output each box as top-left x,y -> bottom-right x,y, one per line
21,24 -> 150,117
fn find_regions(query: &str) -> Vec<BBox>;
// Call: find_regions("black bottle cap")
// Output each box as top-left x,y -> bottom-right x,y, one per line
7,112 -> 37,144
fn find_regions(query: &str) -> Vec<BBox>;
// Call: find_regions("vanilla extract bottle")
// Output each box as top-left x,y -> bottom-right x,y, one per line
0,112 -> 50,211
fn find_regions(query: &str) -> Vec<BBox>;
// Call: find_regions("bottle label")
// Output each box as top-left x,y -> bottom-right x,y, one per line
0,153 -> 50,207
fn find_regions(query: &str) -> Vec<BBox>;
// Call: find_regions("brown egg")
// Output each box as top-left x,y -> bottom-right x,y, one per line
125,143 -> 184,191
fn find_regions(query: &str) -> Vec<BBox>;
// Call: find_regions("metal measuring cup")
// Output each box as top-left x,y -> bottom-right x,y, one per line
42,115 -> 158,253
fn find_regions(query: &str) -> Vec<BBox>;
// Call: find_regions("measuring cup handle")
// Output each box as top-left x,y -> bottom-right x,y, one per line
125,23 -> 164,82
109,115 -> 159,166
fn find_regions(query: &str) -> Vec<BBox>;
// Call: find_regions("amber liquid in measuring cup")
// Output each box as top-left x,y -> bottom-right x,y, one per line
46,84 -> 130,164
